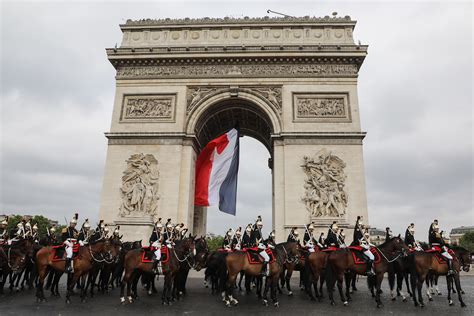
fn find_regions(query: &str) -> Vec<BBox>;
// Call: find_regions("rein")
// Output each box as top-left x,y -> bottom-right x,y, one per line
88,244 -> 115,264
173,247 -> 196,269
375,246 -> 402,263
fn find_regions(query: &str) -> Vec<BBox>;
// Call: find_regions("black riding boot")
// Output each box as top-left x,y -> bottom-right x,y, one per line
261,262 -> 269,276
366,260 -> 375,276
66,258 -> 73,273
447,259 -> 454,275
153,260 -> 161,274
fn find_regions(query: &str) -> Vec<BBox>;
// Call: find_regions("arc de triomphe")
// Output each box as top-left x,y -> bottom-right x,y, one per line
99,16 -> 369,241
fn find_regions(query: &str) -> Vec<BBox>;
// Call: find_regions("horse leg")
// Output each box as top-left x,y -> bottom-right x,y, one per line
119,269 -> 129,304
224,272 -> 237,307
388,267 -> 396,301
446,274 -> 453,305
36,264 -> 48,302
417,274 -> 426,308
336,272 -> 348,306
453,274 -> 466,307
435,274 -> 442,295
344,272 -> 352,301
397,272 -> 407,302
375,272 -> 384,308
80,274 -> 88,303
52,271 -> 62,297
285,268 -> 293,296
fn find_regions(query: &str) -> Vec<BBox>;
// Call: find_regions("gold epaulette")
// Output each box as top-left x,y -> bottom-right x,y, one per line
61,227 -> 67,234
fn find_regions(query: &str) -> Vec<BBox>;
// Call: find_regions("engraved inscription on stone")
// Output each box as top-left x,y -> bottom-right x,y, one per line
119,153 -> 160,217
293,93 -> 351,122
117,64 -> 358,79
121,95 -> 175,122
301,149 -> 348,218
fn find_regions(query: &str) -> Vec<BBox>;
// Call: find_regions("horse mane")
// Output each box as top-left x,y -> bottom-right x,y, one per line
451,245 -> 468,252
377,236 -> 402,248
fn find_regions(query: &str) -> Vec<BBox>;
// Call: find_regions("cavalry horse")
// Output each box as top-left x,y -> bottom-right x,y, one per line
325,236 -> 409,307
35,235 -> 120,303
304,248 -> 330,301
0,241 -> 28,294
120,236 -> 196,305
222,242 -> 299,307
279,248 -> 306,296
409,245 -> 470,307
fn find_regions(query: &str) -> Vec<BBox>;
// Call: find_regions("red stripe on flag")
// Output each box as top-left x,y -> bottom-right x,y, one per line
194,133 -> 230,206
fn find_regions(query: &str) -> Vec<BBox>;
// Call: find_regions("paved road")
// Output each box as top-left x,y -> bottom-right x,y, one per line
1,274 -> 473,315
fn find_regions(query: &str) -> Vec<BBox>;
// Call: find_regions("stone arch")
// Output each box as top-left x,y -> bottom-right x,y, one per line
185,89 -> 282,154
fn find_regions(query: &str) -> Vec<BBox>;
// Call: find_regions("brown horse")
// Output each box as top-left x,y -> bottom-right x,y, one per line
223,242 -> 299,307
305,249 -> 329,301
0,244 -> 28,294
279,248 -> 306,296
409,246 -> 469,307
120,236 -> 196,305
326,237 -> 408,307
35,236 -> 120,303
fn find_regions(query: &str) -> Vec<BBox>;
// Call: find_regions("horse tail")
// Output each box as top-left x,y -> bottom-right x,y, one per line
218,253 -> 228,293
303,255 -> 313,294
325,256 -> 335,292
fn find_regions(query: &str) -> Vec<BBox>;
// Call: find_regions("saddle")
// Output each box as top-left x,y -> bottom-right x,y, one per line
246,248 -> 275,264
348,247 -> 381,265
51,243 -> 80,262
141,246 -> 169,264
322,246 -> 339,252
424,247 -> 455,265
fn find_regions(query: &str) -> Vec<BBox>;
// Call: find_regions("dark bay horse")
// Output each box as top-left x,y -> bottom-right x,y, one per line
409,246 -> 469,307
305,249 -> 329,301
35,236 -> 120,303
120,237 -> 196,305
0,243 -> 28,294
326,237 -> 408,307
223,242 -> 299,307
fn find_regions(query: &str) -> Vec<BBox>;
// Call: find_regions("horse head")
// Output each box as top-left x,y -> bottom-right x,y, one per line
193,237 -> 209,271
6,247 -> 27,274
384,236 -> 410,257
452,246 -> 471,272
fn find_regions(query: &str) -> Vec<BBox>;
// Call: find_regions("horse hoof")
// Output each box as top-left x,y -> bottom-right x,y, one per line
428,297 -> 433,301
377,304 -> 383,308
420,303 -> 425,308
262,299 -> 268,306
288,291 -> 293,296
402,297 -> 407,302
330,301 -> 336,306
274,302 -> 279,308
66,299 -> 71,304
343,301 -> 349,306
460,290 -> 465,295
120,297 -> 126,304
225,300 -> 231,307
461,303 -> 467,308
449,300 -> 453,306
438,293 -> 442,296
391,297 -> 396,301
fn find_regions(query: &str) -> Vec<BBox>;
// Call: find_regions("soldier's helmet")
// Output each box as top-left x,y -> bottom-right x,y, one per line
70,213 -> 79,226
308,223 -> 315,231
0,216 -> 7,228
180,225 -> 188,236
235,227 -> 242,236
99,220 -> 105,229
364,231 -> 370,239
156,218 -> 163,230
270,230 -> 275,238
50,225 -> 57,233
113,225 -> 120,236
25,221 -> 32,230
256,215 -> 263,228
103,224 -> 110,234
83,219 -> 91,230
433,224 -> 440,232
32,223 -> 38,232
408,223 -> 415,233
246,224 -> 252,232
331,221 -> 338,231
340,230 -> 345,237
293,228 -> 299,237
166,219 -> 173,231
227,228 -> 233,237
17,222 -> 23,229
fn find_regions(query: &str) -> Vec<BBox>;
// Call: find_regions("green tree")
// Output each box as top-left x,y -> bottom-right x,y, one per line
207,235 -> 224,251
459,231 -> 474,253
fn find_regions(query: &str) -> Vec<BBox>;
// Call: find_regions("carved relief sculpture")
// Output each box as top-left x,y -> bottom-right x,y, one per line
293,93 -> 351,122
121,95 -> 175,121
301,149 -> 348,218
119,154 -> 160,217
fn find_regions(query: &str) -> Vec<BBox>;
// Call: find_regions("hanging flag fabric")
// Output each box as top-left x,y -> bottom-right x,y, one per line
194,128 -> 240,215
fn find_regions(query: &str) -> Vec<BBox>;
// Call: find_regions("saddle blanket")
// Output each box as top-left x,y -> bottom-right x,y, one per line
349,247 -> 381,265
51,243 -> 80,262
322,246 -> 339,252
141,246 -> 169,264
246,248 -> 275,264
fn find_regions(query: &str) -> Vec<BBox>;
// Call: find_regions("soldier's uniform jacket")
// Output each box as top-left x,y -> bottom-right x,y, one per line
385,229 -> 393,242
404,228 -> 416,248
429,226 -> 443,246
222,234 -> 232,248
78,229 -> 91,242
250,228 -> 263,247
61,227 -> 78,242
242,231 -> 252,248
287,232 -> 298,243
303,231 -> 316,245
162,230 -> 174,243
353,222 -> 364,246
231,236 -> 240,250
326,229 -> 339,247
149,230 -> 162,244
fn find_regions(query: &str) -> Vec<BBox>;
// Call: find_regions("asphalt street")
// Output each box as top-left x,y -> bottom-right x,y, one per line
0,273 -> 473,316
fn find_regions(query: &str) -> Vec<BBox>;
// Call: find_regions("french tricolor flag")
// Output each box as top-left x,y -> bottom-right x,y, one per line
194,128 -> 240,215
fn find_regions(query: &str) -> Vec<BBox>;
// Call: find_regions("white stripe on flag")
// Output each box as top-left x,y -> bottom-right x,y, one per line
207,129 -> 238,206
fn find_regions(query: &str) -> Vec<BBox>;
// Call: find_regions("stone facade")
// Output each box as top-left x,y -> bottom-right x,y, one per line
99,16 -> 369,242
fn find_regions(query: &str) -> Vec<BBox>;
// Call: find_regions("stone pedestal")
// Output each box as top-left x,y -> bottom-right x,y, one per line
114,216 -> 155,242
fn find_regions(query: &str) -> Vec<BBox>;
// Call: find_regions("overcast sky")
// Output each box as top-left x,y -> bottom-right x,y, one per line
1,0 -> 472,240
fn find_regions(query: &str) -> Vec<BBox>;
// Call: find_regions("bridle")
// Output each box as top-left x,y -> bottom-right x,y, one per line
88,242 -> 117,264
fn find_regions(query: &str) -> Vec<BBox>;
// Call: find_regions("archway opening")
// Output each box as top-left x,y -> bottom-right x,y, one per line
193,98 -> 275,237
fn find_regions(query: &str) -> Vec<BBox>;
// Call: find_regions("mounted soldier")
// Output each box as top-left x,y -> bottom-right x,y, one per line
32,223 -> 39,242
404,223 -> 421,251
150,218 -> 164,274
429,219 -> 454,275
232,227 -> 242,250
325,221 -> 340,248
251,215 -> 270,276
46,224 -> 58,245
163,219 -> 175,247
223,228 -> 233,251
179,225 -> 188,240
242,224 -> 252,249
267,230 -> 276,249
352,216 -> 374,276
96,220 -> 105,235
0,216 -> 8,244
15,219 -> 26,239
317,232 -> 326,249
61,213 -> 79,273
385,227 -> 393,242
338,229 -> 346,247
352,215 -> 364,245
287,227 -> 299,243
24,219 -> 33,238
303,222 -> 316,253
77,219 -> 92,246
113,225 -> 122,239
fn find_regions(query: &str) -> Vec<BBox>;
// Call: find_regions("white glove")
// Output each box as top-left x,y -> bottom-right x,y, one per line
79,240 -> 84,246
